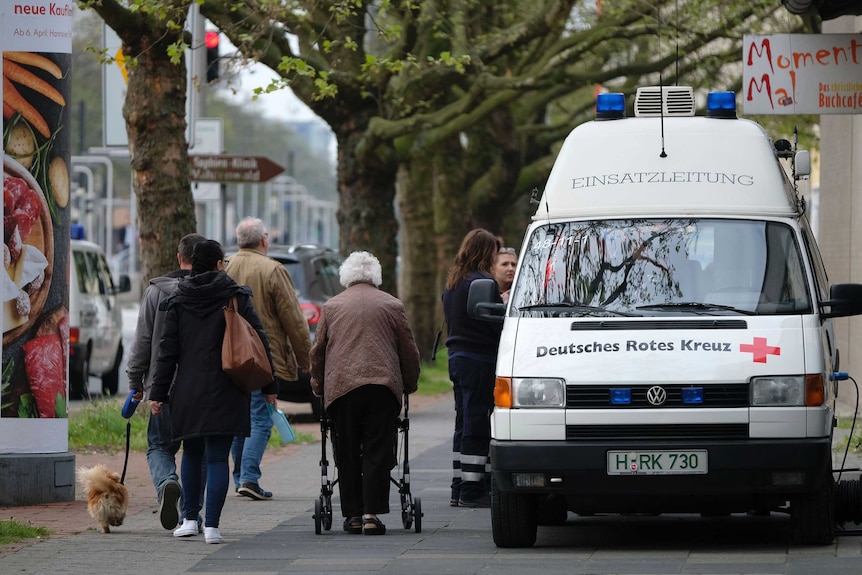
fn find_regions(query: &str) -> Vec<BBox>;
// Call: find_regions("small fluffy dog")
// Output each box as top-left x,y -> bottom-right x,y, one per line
77,464 -> 128,533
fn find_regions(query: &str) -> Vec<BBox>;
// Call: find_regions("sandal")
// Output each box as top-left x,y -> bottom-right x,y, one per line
362,516 -> 386,535
343,516 -> 363,534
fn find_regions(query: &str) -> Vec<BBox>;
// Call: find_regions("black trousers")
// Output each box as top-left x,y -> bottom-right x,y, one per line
328,385 -> 400,517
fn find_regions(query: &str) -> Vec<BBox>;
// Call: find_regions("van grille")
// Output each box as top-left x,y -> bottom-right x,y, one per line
634,86 -> 695,117
566,423 -> 749,440
566,384 -> 749,408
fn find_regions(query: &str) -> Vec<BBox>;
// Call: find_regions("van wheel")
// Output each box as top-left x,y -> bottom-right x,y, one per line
70,354 -> 90,400
491,474 -> 538,548
791,465 -> 835,545
101,343 -> 122,397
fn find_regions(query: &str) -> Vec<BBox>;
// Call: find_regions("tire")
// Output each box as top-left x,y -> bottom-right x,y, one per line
414,497 -> 422,534
401,493 -> 412,530
322,493 -> 333,531
101,343 -> 123,396
69,352 -> 90,400
314,497 -> 323,535
490,474 -> 539,548
791,464 -> 835,545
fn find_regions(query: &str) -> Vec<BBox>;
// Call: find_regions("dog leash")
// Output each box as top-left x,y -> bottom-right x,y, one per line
121,419 -> 131,484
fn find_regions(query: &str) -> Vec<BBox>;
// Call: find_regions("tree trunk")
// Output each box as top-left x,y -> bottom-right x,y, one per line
122,38 -> 196,287
396,159 -> 441,360
334,125 -> 399,296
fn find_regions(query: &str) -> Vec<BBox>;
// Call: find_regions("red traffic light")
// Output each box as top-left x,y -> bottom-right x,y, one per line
205,30 -> 219,49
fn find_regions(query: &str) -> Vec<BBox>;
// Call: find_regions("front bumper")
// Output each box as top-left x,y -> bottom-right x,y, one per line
490,438 -> 832,513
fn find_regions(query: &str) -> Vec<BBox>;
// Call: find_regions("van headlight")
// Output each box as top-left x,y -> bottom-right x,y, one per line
751,376 -> 804,406
513,378 -> 565,407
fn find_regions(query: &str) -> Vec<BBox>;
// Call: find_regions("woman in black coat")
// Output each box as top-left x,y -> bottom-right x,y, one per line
149,240 -> 276,544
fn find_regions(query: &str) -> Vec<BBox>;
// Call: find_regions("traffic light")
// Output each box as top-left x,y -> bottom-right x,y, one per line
205,30 -> 219,82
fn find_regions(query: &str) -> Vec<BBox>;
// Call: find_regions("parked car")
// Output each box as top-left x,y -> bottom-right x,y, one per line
224,244 -> 344,416
69,236 -> 131,399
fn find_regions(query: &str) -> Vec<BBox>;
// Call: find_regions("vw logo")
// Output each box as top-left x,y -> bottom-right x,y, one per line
646,386 -> 667,406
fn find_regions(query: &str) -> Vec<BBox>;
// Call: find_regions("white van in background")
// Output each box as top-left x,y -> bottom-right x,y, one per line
69,229 -> 130,398
469,87 -> 862,547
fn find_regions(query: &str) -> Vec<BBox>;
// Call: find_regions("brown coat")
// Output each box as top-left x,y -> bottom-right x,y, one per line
226,248 -> 311,381
310,282 -> 420,409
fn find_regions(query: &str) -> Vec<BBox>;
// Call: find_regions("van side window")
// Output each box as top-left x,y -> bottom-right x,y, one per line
73,250 -> 99,295
94,252 -> 116,295
800,219 -> 828,301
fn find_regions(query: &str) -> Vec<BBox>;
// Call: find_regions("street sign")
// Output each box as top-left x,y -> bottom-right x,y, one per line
189,155 -> 285,183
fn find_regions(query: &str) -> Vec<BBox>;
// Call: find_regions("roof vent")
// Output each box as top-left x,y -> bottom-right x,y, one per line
634,86 -> 695,117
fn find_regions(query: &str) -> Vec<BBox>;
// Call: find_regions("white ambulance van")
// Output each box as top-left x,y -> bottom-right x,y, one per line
468,87 -> 862,547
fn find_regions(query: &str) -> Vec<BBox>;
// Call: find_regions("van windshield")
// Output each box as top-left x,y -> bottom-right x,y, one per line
509,219 -> 812,317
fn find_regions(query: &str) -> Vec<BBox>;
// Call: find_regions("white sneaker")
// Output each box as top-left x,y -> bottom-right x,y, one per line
173,519 -> 199,538
204,527 -> 224,544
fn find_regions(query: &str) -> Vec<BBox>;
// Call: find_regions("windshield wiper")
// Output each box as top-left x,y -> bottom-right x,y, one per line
636,302 -> 756,315
517,302 -> 640,317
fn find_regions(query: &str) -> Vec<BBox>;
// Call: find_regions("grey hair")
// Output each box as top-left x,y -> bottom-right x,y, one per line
235,217 -> 267,249
339,251 -> 382,288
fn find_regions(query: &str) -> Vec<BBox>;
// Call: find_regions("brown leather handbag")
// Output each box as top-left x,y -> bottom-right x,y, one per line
221,296 -> 273,392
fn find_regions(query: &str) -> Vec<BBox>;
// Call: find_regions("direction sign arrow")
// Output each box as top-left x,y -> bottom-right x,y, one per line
189,155 -> 285,183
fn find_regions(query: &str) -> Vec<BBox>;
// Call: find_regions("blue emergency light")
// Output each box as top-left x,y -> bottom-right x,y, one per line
596,93 -> 626,120
681,387 -> 704,404
706,91 -> 737,119
70,224 -> 86,240
610,388 -> 632,405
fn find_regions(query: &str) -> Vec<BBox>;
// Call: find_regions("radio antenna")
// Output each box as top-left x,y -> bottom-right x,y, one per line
675,0 -> 680,84
658,2 -> 667,158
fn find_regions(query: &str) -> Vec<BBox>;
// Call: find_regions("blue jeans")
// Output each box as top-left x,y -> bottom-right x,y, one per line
146,404 -> 180,499
231,389 -> 272,488
147,403 -> 204,519
181,434 -> 232,528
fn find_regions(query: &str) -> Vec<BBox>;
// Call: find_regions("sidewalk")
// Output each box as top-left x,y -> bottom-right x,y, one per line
0,393 -> 451,560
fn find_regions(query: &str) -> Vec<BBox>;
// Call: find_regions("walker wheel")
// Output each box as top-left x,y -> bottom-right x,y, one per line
314,497 -> 323,535
414,497 -> 422,533
322,493 -> 333,531
401,493 -> 412,529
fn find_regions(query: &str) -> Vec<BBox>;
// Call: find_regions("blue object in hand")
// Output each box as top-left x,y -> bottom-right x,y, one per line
122,389 -> 140,419
268,403 -> 296,444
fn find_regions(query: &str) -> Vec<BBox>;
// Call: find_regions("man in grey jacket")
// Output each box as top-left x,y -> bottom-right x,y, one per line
127,233 -> 206,529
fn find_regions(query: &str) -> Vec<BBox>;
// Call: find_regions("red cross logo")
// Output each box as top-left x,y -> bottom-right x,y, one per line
740,337 -> 781,363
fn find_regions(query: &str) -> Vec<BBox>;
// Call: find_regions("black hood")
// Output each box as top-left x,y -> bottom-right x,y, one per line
167,270 -> 251,318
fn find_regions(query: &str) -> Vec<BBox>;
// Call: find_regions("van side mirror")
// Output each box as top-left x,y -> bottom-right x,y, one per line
467,278 -> 505,323
117,274 -> 132,294
794,150 -> 810,179
821,283 -> 862,319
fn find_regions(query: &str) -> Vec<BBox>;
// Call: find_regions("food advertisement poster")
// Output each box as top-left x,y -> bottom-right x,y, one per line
743,34 -> 862,115
1,2 -> 73,453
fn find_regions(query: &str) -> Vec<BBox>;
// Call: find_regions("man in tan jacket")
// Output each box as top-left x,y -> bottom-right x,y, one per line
226,217 -> 312,500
